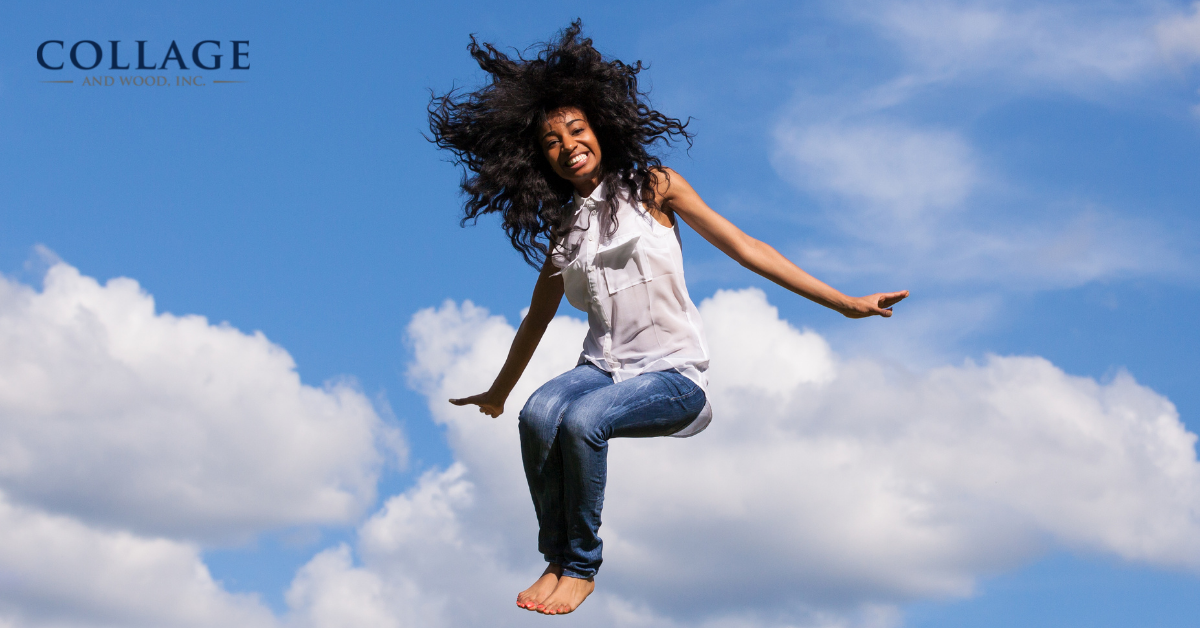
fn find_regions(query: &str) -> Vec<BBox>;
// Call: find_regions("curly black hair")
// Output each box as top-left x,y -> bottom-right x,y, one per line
428,20 -> 694,267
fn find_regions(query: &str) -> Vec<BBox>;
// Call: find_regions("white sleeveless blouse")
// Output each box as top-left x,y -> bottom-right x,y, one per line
550,180 -> 712,437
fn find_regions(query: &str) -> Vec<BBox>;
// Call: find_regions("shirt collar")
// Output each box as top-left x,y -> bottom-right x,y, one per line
572,180 -> 608,213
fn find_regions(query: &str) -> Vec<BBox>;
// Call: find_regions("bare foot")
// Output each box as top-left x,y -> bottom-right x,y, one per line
537,575 -> 595,615
516,564 -> 562,611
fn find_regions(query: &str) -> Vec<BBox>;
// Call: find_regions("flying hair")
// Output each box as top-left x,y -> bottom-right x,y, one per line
427,20 -> 694,267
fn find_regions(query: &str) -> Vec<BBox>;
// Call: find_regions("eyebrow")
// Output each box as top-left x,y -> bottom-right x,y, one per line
541,118 -> 585,139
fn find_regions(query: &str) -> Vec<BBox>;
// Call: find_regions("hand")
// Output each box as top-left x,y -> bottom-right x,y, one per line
449,390 -> 505,418
840,290 -> 909,319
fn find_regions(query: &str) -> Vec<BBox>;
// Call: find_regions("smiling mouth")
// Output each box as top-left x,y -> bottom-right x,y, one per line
566,152 -> 588,168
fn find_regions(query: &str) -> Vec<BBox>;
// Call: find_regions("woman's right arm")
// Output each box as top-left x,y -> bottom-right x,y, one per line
449,258 -> 565,417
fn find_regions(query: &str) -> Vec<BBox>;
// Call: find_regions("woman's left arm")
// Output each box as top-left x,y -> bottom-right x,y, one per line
652,168 -> 908,318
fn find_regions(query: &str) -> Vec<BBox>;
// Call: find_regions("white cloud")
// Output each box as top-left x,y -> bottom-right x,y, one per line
0,261 -> 401,542
0,490 -> 276,628
285,544 -> 405,628
853,0 -> 1161,85
759,2 -> 1194,289
819,209 -> 1180,291
1156,2 -> 1200,64
758,2 -> 1190,291
771,117 -> 1185,288
285,292 -> 1200,627
772,122 -> 977,228
760,3 -> 1196,290
3,263 -> 1192,627
285,464 -> 531,628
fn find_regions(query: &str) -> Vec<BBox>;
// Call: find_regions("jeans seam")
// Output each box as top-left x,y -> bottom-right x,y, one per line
669,383 -> 703,403
661,373 -> 703,402
614,375 -> 702,420
560,566 -> 596,580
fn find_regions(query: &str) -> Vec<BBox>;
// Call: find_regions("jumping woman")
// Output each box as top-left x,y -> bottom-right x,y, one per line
430,21 -> 908,616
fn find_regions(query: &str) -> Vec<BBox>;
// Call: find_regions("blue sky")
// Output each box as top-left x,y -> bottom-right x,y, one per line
1,1 -> 1198,627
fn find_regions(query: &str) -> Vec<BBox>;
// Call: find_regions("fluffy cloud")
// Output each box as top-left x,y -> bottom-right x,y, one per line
0,261 -> 400,542
286,291 -> 1200,627
0,259 -> 413,627
4,263 -> 1193,627
0,490 -> 275,628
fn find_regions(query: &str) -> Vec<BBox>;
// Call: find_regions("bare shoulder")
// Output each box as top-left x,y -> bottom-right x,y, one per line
646,166 -> 697,207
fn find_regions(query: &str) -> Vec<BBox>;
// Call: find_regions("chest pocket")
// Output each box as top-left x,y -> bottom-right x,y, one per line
597,235 -> 652,294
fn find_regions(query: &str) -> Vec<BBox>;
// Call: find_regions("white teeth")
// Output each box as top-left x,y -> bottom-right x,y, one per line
568,153 -> 587,166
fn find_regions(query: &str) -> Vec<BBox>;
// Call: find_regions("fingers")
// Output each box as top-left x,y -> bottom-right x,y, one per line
449,392 -> 485,406
868,290 -> 909,314
842,292 -> 905,318
449,396 -> 504,418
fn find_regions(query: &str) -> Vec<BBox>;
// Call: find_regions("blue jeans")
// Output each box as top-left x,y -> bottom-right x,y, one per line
518,363 -> 707,579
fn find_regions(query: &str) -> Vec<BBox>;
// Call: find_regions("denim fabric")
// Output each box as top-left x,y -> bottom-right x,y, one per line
518,363 -> 707,579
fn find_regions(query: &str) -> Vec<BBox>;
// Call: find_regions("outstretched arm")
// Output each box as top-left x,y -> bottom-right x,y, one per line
652,168 -> 908,318
449,258 -> 565,417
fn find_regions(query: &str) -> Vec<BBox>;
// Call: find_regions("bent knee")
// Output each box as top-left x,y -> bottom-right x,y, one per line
519,387 -> 568,431
559,405 -> 605,445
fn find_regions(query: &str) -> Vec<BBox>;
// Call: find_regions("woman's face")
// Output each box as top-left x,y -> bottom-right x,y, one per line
539,106 -> 603,196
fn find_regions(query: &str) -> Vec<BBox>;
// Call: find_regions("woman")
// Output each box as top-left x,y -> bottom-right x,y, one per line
430,21 -> 907,616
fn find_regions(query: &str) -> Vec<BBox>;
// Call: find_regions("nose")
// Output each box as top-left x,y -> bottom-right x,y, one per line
562,135 -> 577,152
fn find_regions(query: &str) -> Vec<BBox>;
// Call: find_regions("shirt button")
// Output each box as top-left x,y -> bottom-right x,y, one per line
588,233 -> 595,241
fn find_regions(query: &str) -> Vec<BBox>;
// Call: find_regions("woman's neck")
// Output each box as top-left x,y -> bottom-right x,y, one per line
573,173 -> 603,198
